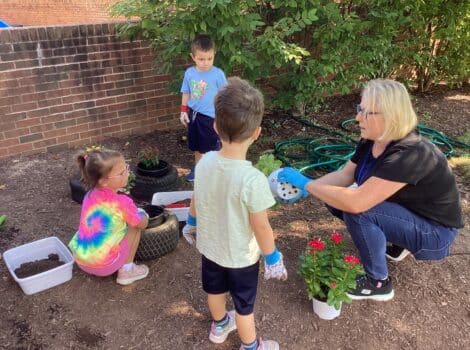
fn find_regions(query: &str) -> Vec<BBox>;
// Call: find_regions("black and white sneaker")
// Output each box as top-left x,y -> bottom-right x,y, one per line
347,275 -> 394,301
386,244 -> 411,262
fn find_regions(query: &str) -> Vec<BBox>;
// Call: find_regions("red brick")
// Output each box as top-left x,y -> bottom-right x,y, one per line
79,129 -> 102,139
62,94 -> 85,104
58,134 -> 79,143
16,117 -> 41,128
26,108 -> 51,119
30,123 -> 54,134
11,101 -> 38,113
8,143 -> 33,155
4,128 -> 29,138
33,138 -> 57,149
0,122 -> 17,132
44,128 -> 67,138
102,125 -> 122,135
0,138 -> 19,148
41,115 -> 65,124
66,124 -> 89,134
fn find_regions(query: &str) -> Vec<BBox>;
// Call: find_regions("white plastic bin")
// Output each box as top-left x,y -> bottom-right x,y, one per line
3,236 -> 74,295
152,190 -> 193,221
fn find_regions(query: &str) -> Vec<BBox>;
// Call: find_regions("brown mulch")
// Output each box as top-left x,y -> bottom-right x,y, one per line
0,84 -> 469,350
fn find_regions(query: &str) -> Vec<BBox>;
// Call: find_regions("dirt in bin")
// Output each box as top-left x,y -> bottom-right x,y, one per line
165,198 -> 192,208
0,84 -> 468,350
14,254 -> 65,278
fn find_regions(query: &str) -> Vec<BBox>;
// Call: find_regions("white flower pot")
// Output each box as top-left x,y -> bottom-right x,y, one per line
312,298 -> 342,320
267,168 -> 303,204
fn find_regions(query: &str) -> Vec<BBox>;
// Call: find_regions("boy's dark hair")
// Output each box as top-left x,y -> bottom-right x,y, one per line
215,77 -> 264,143
191,34 -> 214,54
77,148 -> 123,189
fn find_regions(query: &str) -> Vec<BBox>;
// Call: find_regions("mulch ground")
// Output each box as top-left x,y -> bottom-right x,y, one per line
0,84 -> 468,350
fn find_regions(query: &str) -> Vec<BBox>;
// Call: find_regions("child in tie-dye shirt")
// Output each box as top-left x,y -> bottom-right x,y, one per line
69,148 -> 149,285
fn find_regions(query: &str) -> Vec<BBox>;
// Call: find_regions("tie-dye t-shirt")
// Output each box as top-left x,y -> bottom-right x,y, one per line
69,187 -> 145,268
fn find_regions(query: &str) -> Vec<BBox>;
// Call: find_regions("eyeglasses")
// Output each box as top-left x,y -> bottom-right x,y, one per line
356,104 -> 381,117
107,164 -> 130,178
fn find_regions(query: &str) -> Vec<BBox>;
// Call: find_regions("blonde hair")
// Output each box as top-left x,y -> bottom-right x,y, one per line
362,79 -> 417,141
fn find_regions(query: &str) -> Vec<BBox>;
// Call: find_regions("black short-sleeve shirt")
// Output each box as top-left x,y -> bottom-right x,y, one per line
351,131 -> 463,228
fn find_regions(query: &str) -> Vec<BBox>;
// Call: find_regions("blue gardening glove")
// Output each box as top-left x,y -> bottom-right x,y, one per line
278,167 -> 312,196
182,213 -> 197,245
263,248 -> 288,281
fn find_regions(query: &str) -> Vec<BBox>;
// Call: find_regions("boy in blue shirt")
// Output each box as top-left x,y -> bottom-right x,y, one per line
180,34 -> 227,181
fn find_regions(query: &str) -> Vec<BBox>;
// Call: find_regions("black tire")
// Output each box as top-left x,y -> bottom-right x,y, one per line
136,211 -> 179,261
136,160 -> 170,177
130,165 -> 179,201
141,204 -> 165,227
69,177 -> 87,204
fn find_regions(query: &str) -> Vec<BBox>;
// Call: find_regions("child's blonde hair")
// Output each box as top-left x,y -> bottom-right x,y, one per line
77,148 -> 123,189
362,79 -> 418,141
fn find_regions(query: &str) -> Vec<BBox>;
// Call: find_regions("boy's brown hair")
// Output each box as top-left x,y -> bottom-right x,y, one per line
77,148 -> 122,189
191,34 -> 214,54
215,77 -> 264,143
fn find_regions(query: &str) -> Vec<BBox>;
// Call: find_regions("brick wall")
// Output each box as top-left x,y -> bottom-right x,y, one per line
0,0 -> 122,26
0,23 -> 180,159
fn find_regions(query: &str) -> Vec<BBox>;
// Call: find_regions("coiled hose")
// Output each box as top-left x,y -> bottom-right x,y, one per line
274,113 -> 470,177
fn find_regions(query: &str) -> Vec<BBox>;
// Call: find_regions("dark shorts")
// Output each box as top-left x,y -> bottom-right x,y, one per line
201,255 -> 259,315
187,108 -> 221,153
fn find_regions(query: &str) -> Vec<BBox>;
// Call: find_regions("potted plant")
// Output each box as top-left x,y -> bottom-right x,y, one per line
136,144 -> 169,177
130,144 -> 179,201
299,231 -> 364,320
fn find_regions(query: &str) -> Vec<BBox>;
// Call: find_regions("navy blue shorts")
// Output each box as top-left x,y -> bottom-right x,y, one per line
201,255 -> 259,315
187,108 -> 221,153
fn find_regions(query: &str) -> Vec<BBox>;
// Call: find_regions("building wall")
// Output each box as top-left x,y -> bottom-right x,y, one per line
0,23 -> 180,159
0,0 -> 122,26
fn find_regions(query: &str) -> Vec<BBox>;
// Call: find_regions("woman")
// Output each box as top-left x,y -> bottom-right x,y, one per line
279,79 -> 463,301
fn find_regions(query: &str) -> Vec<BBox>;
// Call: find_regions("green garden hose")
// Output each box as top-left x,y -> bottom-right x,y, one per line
274,113 -> 470,177
340,118 -> 470,157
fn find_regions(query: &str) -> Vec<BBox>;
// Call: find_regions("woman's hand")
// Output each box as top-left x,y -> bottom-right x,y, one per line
278,167 -> 313,193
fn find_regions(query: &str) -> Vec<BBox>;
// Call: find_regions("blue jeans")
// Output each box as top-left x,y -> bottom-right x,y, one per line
327,202 -> 458,280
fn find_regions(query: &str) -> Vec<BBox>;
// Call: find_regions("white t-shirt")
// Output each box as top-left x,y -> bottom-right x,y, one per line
195,151 -> 276,268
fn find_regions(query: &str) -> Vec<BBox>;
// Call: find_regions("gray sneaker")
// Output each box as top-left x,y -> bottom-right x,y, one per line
209,310 -> 236,344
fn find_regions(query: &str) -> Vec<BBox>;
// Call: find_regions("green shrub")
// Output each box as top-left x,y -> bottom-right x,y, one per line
110,0 -> 469,110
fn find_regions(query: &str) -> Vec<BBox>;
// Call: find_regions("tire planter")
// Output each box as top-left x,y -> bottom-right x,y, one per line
130,165 -> 179,201
136,160 -> 170,177
69,177 -> 87,204
135,211 -> 179,261
140,204 -> 165,227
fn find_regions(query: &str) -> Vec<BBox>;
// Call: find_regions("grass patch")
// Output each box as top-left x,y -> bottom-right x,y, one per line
457,131 -> 470,145
449,155 -> 470,185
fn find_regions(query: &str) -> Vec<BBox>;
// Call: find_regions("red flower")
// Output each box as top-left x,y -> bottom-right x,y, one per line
331,281 -> 337,288
344,255 -> 360,266
330,231 -> 342,245
308,238 -> 325,251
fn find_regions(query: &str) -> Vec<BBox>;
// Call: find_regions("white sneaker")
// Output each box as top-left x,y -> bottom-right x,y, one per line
239,337 -> 280,350
209,310 -> 237,344
386,245 -> 411,262
116,264 -> 149,285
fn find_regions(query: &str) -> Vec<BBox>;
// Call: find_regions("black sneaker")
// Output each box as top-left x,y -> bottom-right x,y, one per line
347,275 -> 394,301
386,244 -> 411,262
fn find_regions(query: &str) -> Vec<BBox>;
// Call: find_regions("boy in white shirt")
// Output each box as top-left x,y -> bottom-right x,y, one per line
183,77 -> 287,350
